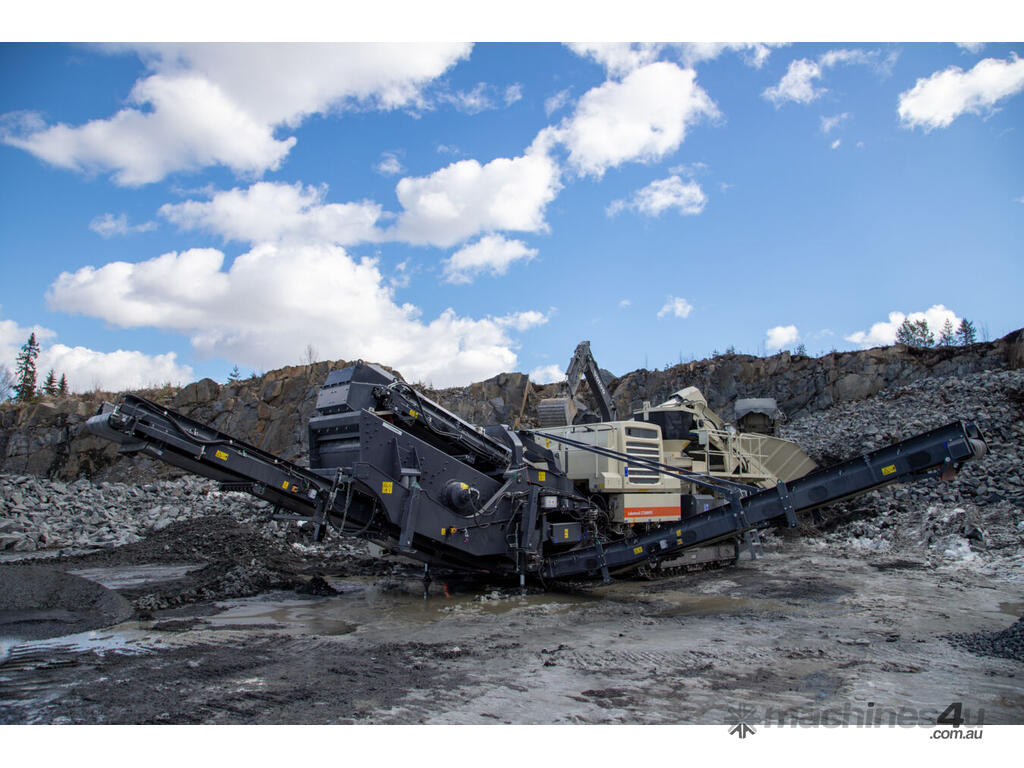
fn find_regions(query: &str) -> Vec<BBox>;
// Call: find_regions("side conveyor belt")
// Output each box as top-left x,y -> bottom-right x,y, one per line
540,421 -> 986,579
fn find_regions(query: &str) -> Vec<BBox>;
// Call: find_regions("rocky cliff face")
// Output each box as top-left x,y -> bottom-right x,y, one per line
1,330 -> 1020,482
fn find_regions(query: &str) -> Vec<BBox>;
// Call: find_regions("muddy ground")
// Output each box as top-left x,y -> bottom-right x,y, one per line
2,521 -> 1021,725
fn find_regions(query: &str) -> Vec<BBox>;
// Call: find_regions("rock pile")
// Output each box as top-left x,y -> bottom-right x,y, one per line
948,615 -> 1024,662
0,474 -> 363,559
781,369 -> 1024,577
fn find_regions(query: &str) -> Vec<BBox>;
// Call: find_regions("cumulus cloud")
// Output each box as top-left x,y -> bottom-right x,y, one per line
494,309 -> 549,332
2,43 -> 471,185
956,43 -> 986,54
555,62 -> 718,177
0,307 -> 191,393
530,363 -> 565,384
38,345 -> 193,392
607,175 -> 706,217
657,296 -> 693,319
831,139 -> 841,149
0,311 -> 57,369
678,43 -> 783,68
765,325 -> 799,350
89,212 -> 157,238
567,43 -> 664,77
764,49 -> 892,106
391,143 -> 561,247
898,54 -> 1024,131
46,244 -> 545,387
441,235 -> 537,284
569,43 -> 782,76
159,182 -> 385,246
845,305 -> 962,348
375,152 -> 404,176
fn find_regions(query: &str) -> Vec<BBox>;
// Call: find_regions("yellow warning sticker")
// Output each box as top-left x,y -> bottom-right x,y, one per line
564,528 -> 570,539
881,464 -> 897,476
281,481 -> 290,490
633,546 -> 644,555
538,471 -> 546,482
676,529 -> 682,536
382,481 -> 393,495
441,528 -> 447,536
409,409 -> 418,419
214,450 -> 228,461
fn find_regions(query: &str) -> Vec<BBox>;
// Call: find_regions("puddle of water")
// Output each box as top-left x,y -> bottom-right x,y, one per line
68,564 -> 206,590
2,623 -> 166,656
204,578 -> 595,635
998,601 -> 1024,616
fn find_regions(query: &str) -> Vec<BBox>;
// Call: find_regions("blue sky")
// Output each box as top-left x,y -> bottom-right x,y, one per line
1,37 -> 1022,391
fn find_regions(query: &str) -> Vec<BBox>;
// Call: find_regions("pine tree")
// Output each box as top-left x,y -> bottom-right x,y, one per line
227,365 -> 241,383
58,373 -> 69,396
938,319 -> 956,346
895,318 -> 916,346
42,369 -> 58,396
957,318 -> 977,345
15,333 -> 40,402
912,319 -> 934,347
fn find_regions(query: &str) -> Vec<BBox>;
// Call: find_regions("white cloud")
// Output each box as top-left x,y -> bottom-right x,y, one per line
504,83 -> 523,105
38,345 -> 193,392
160,182 -> 384,246
657,296 -> 693,319
544,88 -> 572,116
439,82 -> 496,114
89,212 -> 157,238
495,310 -> 549,332
392,143 -> 561,247
46,243 -> 543,387
2,44 -> 471,185
764,49 -> 890,106
830,139 -> 841,149
820,112 -> 851,134
619,299 -> 631,308
570,43 -> 782,76
607,175 -> 706,217
375,152 -> 404,176
441,235 -> 537,284
765,325 -> 799,350
530,363 -> 565,384
568,43 -> 664,77
678,43 -> 783,69
0,307 -> 191,393
555,62 -> 718,177
0,311 -> 57,369
956,43 -> 986,54
898,55 -> 1024,131
845,305 -> 961,348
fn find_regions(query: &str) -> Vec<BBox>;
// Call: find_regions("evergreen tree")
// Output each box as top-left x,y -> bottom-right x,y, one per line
58,373 -> 69,396
894,317 -> 935,347
15,333 -> 40,402
957,318 -> 977,345
227,365 -> 241,383
895,318 -> 916,346
912,318 -> 935,347
42,368 -> 58,396
938,319 -> 956,346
